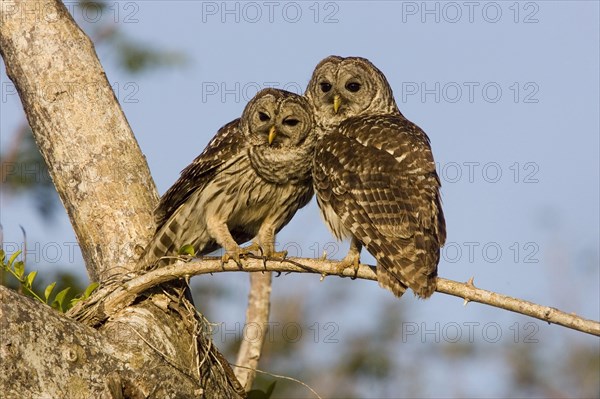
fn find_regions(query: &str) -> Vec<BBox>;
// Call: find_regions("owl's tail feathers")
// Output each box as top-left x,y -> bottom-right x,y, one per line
377,258 -> 437,299
135,222 -> 181,270
410,270 -> 438,299
410,231 -> 441,299
375,240 -> 439,299
135,242 -> 163,270
135,226 -> 197,305
376,263 -> 408,298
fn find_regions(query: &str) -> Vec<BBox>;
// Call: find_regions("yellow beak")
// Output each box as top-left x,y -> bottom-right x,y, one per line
268,126 -> 277,145
333,95 -> 342,114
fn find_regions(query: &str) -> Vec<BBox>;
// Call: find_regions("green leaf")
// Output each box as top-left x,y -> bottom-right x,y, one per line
178,244 -> 196,256
26,271 -> 38,287
44,282 -> 57,302
0,249 -> 6,263
83,282 -> 99,299
53,287 -> 71,312
14,261 -> 25,279
8,250 -> 22,267
71,282 -> 100,307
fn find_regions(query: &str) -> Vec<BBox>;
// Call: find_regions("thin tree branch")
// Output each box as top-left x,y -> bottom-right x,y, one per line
234,272 -> 272,390
69,256 -> 600,337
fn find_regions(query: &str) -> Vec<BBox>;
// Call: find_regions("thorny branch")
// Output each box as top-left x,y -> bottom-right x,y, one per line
69,255 -> 600,337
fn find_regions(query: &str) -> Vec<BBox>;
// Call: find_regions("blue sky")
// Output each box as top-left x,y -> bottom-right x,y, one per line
1,1 -> 599,397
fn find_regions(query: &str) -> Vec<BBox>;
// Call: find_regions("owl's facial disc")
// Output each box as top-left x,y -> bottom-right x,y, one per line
252,108 -> 278,146
275,100 -> 311,145
307,56 -> 399,129
309,60 -> 378,126
333,63 -> 378,116
244,89 -> 313,150
246,94 -> 278,146
248,100 -> 310,148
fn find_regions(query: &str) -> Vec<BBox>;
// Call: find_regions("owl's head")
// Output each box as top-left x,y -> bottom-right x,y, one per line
305,56 -> 399,129
241,88 -> 314,149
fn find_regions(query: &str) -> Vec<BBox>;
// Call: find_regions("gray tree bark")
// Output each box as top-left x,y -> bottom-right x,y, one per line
234,272 -> 272,390
0,285 -> 204,398
0,0 -> 245,397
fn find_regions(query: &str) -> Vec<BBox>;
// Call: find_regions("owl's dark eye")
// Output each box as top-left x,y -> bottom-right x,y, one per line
258,112 -> 270,122
345,82 -> 361,93
283,118 -> 299,127
320,82 -> 332,93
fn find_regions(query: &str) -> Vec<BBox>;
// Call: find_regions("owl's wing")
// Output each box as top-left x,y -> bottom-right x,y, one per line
155,119 -> 245,229
314,114 -> 445,297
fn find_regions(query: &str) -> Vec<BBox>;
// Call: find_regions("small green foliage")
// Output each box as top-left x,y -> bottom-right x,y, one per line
1,249 -> 98,312
83,282 -> 99,299
52,287 -> 71,312
26,270 -> 37,286
44,281 -> 56,302
14,260 -> 25,279
178,244 -> 196,257
70,282 -> 99,307
247,381 -> 277,399
2,250 -> 44,302
7,250 -> 19,266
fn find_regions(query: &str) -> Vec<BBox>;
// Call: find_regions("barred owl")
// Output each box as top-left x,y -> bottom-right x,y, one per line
138,88 -> 316,268
305,56 -> 446,298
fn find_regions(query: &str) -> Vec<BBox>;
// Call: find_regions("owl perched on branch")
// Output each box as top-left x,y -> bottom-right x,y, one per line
306,56 -> 446,298
138,88 -> 316,268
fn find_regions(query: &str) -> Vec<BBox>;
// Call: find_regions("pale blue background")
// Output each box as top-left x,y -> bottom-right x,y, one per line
1,1 -> 599,397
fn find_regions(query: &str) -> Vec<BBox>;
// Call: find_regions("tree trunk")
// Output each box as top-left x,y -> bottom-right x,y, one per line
0,0 -> 155,281
1,285 -> 205,398
0,0 -> 244,397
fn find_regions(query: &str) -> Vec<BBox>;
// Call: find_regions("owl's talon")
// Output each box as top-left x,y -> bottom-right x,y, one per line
242,242 -> 262,256
245,243 -> 287,261
336,253 -> 360,279
270,249 -> 288,260
221,249 -> 246,268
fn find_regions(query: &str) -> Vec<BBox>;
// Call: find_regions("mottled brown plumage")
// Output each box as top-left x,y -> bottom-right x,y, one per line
306,56 -> 446,298
138,88 -> 316,268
